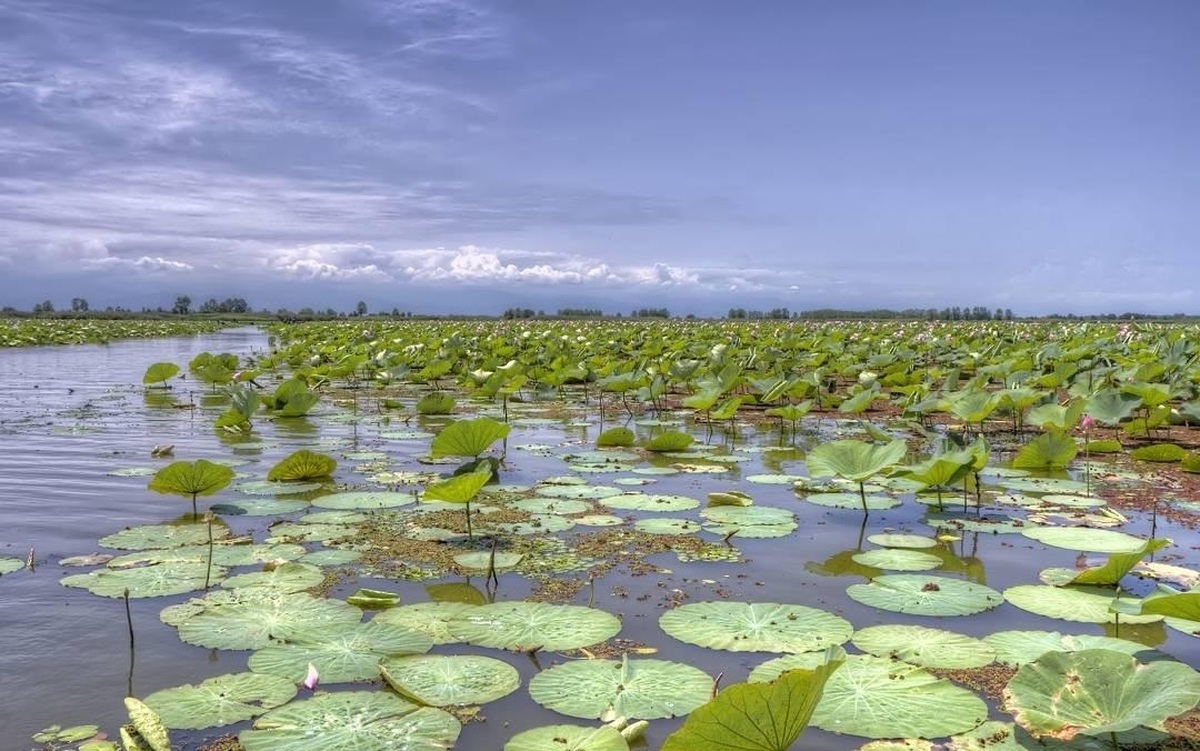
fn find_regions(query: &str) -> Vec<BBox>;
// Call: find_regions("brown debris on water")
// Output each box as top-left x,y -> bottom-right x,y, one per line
927,663 -> 1016,700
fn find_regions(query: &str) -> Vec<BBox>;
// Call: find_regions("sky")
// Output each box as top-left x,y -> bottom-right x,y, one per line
1,1 -> 1197,316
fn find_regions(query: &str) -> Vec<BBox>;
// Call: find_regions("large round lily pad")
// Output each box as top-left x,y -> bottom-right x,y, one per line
699,506 -> 797,539
1003,649 -> 1200,740
600,493 -> 700,512
312,491 -> 417,510
380,654 -> 520,706
851,549 -> 942,571
222,562 -> 324,593
249,620 -> 432,684
372,603 -> 476,644
177,593 -> 364,650
810,655 -> 988,739
851,625 -> 995,669
61,562 -> 226,599
503,724 -> 629,751
1020,527 -> 1146,553
528,656 -> 711,720
99,524 -> 230,550
1002,585 -> 1162,625
143,672 -> 296,730
866,533 -> 938,549
659,601 -> 852,653
847,575 -> 1002,616
448,602 -> 620,651
0,556 -> 24,575
805,492 -> 901,510
984,630 -> 1167,667
239,691 -> 460,751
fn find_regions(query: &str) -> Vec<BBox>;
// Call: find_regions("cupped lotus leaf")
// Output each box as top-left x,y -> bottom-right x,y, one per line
177,592 -> 363,650
600,493 -> 699,512
1085,389 -> 1143,425
210,498 -> 309,516
984,630 -> 1166,667
851,625 -> 994,669
503,724 -> 629,751
1129,443 -> 1187,462
805,439 -> 907,482
236,480 -> 324,496
313,491 -> 416,510
643,431 -> 694,452
267,450 -> 337,482
850,549 -> 942,571
528,655 -> 711,720
448,601 -> 620,651
893,451 -> 975,492
61,561 -> 226,598
430,417 -> 511,458
846,575 -> 1002,616
380,654 -> 520,706
805,492 -> 901,510
866,533 -> 938,549
1110,590 -> 1200,622
453,551 -> 524,569
249,620 -> 432,684
346,588 -> 400,609
239,691 -> 460,751
125,697 -> 171,751
1011,432 -> 1077,470
1003,649 -> 1200,740
1002,585 -> 1161,624
423,466 -> 492,504
143,672 -> 297,730
596,427 -> 636,447
372,602 -> 477,643
707,490 -> 753,507
143,362 -> 181,385
0,556 -> 23,575
221,562 -> 325,593
661,649 -> 844,751
1020,527 -> 1146,554
811,655 -> 988,739
148,460 -> 235,498
659,601 -> 852,653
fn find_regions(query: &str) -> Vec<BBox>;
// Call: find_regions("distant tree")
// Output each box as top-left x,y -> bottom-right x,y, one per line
71,297 -> 89,312
355,301 -> 368,316
173,295 -> 192,315
33,300 -> 55,313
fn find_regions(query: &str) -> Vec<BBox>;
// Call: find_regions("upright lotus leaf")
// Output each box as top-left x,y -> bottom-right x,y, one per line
891,449 -> 975,508
447,601 -> 620,651
416,393 -> 456,415
805,439 -> 906,512
1061,538 -> 1170,586
504,725 -> 629,751
596,427 -> 636,447
431,417 -> 511,459
148,459 -> 235,514
143,672 -> 297,730
1026,398 -> 1087,431
380,654 -> 520,706
267,450 -> 337,482
239,691 -> 460,751
1003,649 -> 1200,740
661,648 -> 844,751
1086,389 -> 1142,426
1110,589 -> 1200,622
143,362 -> 181,386
124,698 -> 171,751
1011,431 -> 1077,470
643,430 -> 694,452
268,378 -> 320,417
528,655 -> 711,720
659,601 -> 852,653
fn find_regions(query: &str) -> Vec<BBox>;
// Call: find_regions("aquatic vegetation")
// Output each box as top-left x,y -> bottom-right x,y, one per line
804,439 -> 907,512
141,362 -> 180,387
147,459 -> 235,515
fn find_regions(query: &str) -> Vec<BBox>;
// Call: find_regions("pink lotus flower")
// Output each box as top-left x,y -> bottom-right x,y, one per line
1081,414 -> 1095,431
303,662 -> 319,692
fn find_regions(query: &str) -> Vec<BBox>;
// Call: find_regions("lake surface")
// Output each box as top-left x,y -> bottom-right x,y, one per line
1,327 -> 1197,750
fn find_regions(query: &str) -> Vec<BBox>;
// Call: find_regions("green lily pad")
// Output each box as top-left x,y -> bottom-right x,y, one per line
700,506 -> 797,539
659,601 -> 852,653
528,656 -> 711,720
1002,649 -> 1200,740
61,562 -> 226,598
573,514 -> 626,527
503,725 -> 629,751
313,491 -> 417,510
177,592 -> 363,650
510,498 -> 592,515
237,480 -> 324,496
634,518 -> 702,535
301,549 -> 363,566
1037,494 -> 1107,509
851,549 -> 942,571
851,625 -> 995,669
805,492 -> 901,510
746,474 -> 808,485
380,654 -> 520,706
1002,585 -> 1162,624
747,651 -> 833,683
453,551 -> 524,569
448,601 -> 620,651
924,512 -> 1031,534
846,575 -> 1003,616
1020,527 -> 1146,553
222,562 -> 324,593
600,493 -> 700,512
1,556 -> 26,574
144,672 -> 296,730
984,630 -> 1167,667
537,484 -> 623,500
372,602 -> 477,644
99,524 -> 231,550
210,499 -> 310,516
239,691 -> 460,751
866,534 -> 938,549
249,620 -> 432,684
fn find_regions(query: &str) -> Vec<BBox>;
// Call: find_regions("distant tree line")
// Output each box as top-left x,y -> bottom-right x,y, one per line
727,307 -> 793,320
631,308 -> 670,318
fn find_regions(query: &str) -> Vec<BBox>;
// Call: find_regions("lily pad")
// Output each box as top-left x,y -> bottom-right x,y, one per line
373,602 -> 477,643
510,498 -> 592,515
503,725 -> 629,751
0,556 -> 25,575
528,655 -> 711,720
249,620 -> 432,684
448,601 -> 620,651
537,484 -> 623,500
659,601 -> 852,653
380,654 -> 520,706
984,630 -> 1166,667
600,493 -> 700,512
99,524 -> 231,551
313,491 -> 417,510
851,549 -> 942,571
239,691 -> 460,751
222,562 -> 324,593
700,506 -> 797,539
866,534 -> 938,549
805,493 -> 901,510
851,625 -> 994,669
1002,585 -> 1162,624
634,518 -> 702,535
237,480 -> 324,496
143,672 -> 296,730
176,592 -> 364,650
210,499 -> 310,516
846,575 -> 1003,616
61,562 -> 226,598
1020,527 -> 1146,554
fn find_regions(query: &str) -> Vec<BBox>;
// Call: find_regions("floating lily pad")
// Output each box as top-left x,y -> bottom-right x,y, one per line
249,620 -> 432,684
700,506 -> 797,539
1002,585 -> 1161,624
631,466 -> 679,476
239,691 -> 460,751
600,493 -> 700,512
177,593 -> 363,650
805,492 -> 901,510
851,625 -> 995,669
1020,527 -> 1146,553
1000,477 -> 1089,494
144,672 -> 296,730
866,534 -> 938,549
659,601 -> 852,653
924,512 -> 1030,535
222,562 -> 325,593
108,543 -> 306,569
747,651 -> 832,683
573,514 -> 626,527
237,480 -> 324,496
492,514 -> 575,535
510,498 -> 591,515
372,602 -> 477,644
300,549 -> 363,566
62,562 -> 226,598
453,551 -> 524,569
448,601 -> 620,651
210,499 -> 310,516
1037,494 -> 1107,509
984,630 -> 1167,667
380,654 -> 520,706
536,484 -> 622,500
847,575 -> 1002,616
528,656 -> 711,720
1,556 -> 25,575
746,474 -> 808,485
634,518 -> 702,535
99,524 -> 231,551
313,491 -> 417,510
851,549 -> 942,571
503,724 -> 629,751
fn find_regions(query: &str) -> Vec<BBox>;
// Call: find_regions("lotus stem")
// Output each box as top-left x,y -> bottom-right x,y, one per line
858,481 -> 868,515
1110,731 -> 1118,751
465,499 -> 473,542
587,577 -> 595,608
486,538 -> 499,588
204,512 -> 214,591
124,587 -> 135,697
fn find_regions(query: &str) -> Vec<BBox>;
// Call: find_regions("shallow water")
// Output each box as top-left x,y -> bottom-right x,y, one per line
0,328 -> 1197,750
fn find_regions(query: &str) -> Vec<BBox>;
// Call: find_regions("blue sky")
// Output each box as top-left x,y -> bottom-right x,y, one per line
1,1 -> 1196,315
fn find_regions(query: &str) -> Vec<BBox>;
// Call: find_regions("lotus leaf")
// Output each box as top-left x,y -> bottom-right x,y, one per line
851,625 -> 994,669
313,491 -> 416,510
144,672 -> 297,730
1085,389 -> 1142,425
236,480 -> 324,496
380,654 -> 520,706
866,533 -> 938,549
448,601 -> 619,651
1020,527 -> 1146,553
699,506 -> 797,539
143,362 -> 181,385
1002,649 -> 1200,740
538,484 -> 623,500
1011,432 -> 1078,470
925,512 -> 1030,535
984,630 -> 1166,667
661,649 -> 843,751
177,592 -> 363,650
267,450 -> 337,481
424,466 -> 492,503
210,498 -> 310,516
1037,494 -> 1106,509
747,651 -> 833,683
61,561 -> 226,598
707,490 -> 753,507
1057,538 -> 1170,586
1002,585 -> 1161,624
249,619 -> 432,684
846,575 -> 1002,616
1129,443 -> 1187,462
0,556 -> 23,575
596,427 -> 636,447
805,492 -> 901,510
125,697 -> 171,751
301,549 -> 362,566
805,439 -> 906,482
345,588 -> 399,609
1110,590 -> 1200,622
222,562 -> 325,593
634,518 -> 702,535
528,655 -> 711,720
574,514 -> 625,526
511,498 -> 591,514
454,551 -> 524,569
809,655 -> 988,738
643,431 -> 694,452
659,601 -> 852,653
239,691 -> 460,751
373,602 -> 477,643
747,473 -> 808,485
600,493 -> 699,511
148,460 -> 235,513
850,549 -> 942,571
503,724 -> 629,751
431,417 -> 511,458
